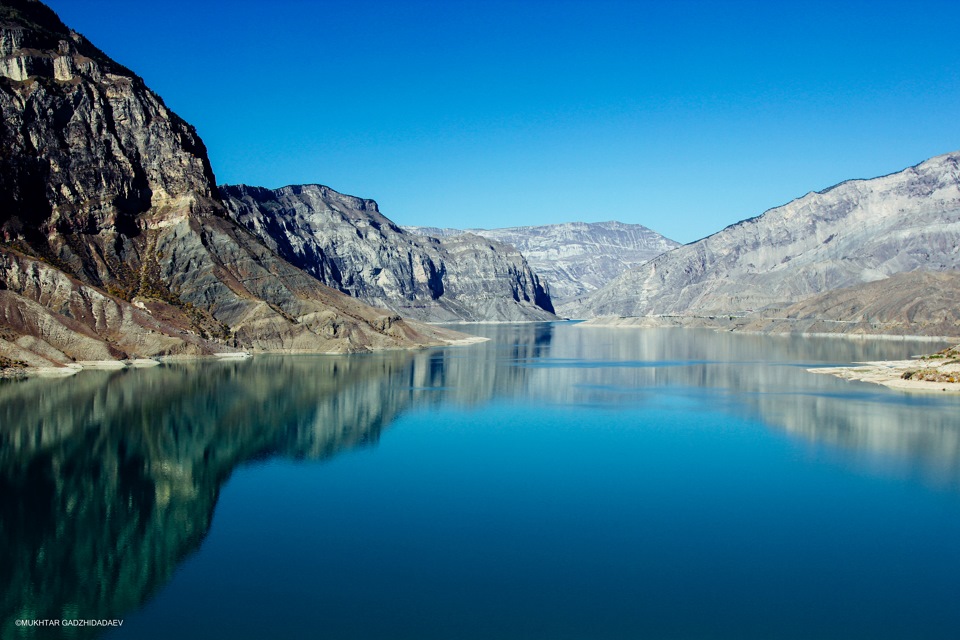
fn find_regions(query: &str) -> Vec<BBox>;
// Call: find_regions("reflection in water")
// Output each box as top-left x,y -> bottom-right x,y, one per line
0,353 -> 428,638
1,323 -> 959,637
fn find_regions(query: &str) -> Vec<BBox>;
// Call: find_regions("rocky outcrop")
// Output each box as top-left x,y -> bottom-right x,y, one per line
220,184 -> 557,322
404,221 -> 679,313
0,0 -> 465,365
0,248 -> 230,367
576,152 -> 960,319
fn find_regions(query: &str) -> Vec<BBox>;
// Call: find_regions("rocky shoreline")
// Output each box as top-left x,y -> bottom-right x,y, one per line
0,335 -> 489,380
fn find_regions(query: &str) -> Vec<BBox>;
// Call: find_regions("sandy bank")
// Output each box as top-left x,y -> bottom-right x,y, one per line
810,347 -> 960,393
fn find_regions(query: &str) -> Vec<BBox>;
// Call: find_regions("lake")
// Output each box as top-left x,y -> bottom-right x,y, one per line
3,323 -> 960,639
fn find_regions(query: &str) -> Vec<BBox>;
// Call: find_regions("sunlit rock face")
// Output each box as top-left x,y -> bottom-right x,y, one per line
0,0 -> 462,366
404,221 -> 679,314
736,271 -> 960,338
220,184 -> 557,322
575,152 -> 960,319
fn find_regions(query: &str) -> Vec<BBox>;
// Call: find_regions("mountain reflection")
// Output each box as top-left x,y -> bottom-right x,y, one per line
2,323 -> 960,637
535,326 -> 960,488
0,353 -> 434,638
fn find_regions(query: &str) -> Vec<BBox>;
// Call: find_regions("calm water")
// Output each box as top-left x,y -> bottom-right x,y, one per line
3,323 -> 960,639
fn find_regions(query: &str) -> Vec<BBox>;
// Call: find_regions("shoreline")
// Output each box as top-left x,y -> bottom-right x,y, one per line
809,361 -> 960,393
577,316 -> 960,342
0,336 -> 489,380
809,345 -> 960,393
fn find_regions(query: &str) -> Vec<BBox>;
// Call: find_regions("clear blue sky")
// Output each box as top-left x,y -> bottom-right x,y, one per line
47,0 -> 960,243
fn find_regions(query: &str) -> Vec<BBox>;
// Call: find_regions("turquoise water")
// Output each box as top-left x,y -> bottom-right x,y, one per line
3,324 -> 960,639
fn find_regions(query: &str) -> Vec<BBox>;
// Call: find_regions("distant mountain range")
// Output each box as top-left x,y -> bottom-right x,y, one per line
403,222 -> 679,314
220,184 -> 556,322
576,151 -> 960,337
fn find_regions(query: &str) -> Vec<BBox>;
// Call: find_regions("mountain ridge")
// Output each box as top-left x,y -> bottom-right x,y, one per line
403,220 -> 679,313
220,183 -> 557,322
575,150 -> 960,322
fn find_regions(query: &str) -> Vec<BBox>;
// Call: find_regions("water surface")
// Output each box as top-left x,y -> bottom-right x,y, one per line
2,324 -> 959,639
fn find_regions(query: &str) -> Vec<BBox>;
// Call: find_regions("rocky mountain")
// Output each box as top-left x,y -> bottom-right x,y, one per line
404,221 -> 678,312
0,0 -> 464,370
577,151 -> 960,320
584,271 -> 960,339
220,184 -> 556,322
740,270 -> 960,338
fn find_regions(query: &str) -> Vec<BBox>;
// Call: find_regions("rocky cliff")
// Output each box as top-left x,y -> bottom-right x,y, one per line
220,184 -> 557,322
576,151 -> 960,319
404,221 -> 678,313
0,0 -> 464,369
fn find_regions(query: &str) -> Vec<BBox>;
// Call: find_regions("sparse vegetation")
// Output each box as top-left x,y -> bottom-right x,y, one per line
902,368 -> 960,384
894,344 -> 960,384
0,356 -> 27,370
919,346 -> 959,361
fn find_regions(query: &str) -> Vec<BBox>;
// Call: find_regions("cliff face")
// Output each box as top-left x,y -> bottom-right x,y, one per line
576,152 -> 960,318
404,221 -> 679,312
0,0 -> 462,367
220,184 -> 557,322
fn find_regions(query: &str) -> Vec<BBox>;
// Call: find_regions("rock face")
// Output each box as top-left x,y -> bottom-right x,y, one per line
404,221 -> 678,313
0,0 -> 463,367
220,184 -> 557,322
583,271 -> 960,339
577,151 -> 960,318
740,270 -> 960,338
0,248 -> 229,367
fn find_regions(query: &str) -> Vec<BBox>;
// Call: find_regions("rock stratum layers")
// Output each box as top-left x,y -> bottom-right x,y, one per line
0,0 -> 465,369
220,184 -> 556,322
577,152 -> 960,334
404,221 -> 678,313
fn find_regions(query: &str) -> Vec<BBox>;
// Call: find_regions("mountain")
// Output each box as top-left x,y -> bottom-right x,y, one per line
0,0 -> 464,370
576,151 -> 960,320
403,221 -> 678,312
739,270 -> 960,339
220,184 -> 556,322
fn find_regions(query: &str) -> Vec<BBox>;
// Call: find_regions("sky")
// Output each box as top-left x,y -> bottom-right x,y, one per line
45,0 -> 960,243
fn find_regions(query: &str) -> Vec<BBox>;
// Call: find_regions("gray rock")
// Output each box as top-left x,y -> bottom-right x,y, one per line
404,221 -> 678,313
0,0 -> 464,364
220,184 -> 557,322
577,151 -> 960,319
740,270 -> 960,338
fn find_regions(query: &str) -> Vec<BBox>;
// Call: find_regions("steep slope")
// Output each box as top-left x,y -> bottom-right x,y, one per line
404,221 -> 679,310
220,184 -> 556,322
740,270 -> 960,338
0,0 -> 463,367
577,151 -> 960,318
0,248 -> 229,368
